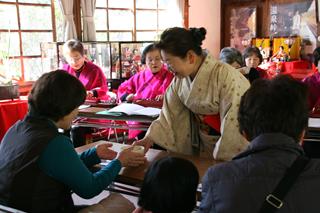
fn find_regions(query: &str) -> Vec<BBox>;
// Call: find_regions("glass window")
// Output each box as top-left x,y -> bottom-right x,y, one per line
136,31 -> 158,41
136,0 -> 157,9
108,0 -> 133,9
0,4 -> 19,30
19,5 -> 52,30
95,9 -> 108,30
18,0 -> 51,3
158,0 -> 170,9
22,32 -> 53,56
54,0 -> 64,42
159,10 -> 181,29
108,10 -> 133,30
6,59 -> 22,79
136,11 -> 157,30
96,0 -> 107,8
109,32 -> 132,41
0,32 -> 20,56
96,32 -> 108,41
24,57 -> 44,81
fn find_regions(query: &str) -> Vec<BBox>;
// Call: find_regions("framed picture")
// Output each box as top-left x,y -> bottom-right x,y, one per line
269,1 -> 316,37
317,0 -> 320,22
229,6 -> 256,51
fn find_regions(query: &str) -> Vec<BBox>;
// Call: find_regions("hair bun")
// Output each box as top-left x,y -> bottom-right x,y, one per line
189,27 -> 206,45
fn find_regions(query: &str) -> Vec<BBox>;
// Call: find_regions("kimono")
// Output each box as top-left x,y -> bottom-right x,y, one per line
117,65 -> 174,139
117,65 -> 174,101
302,72 -> 320,110
145,53 -> 250,161
63,61 -> 107,97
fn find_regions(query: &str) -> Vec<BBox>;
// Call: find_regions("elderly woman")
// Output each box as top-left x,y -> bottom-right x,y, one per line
117,43 -> 174,140
219,47 -> 260,83
135,27 -> 250,161
0,70 -> 145,212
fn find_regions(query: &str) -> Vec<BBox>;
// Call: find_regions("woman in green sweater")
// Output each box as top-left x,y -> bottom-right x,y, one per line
0,70 -> 145,213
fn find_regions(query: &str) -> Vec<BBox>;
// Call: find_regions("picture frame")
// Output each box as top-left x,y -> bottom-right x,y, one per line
229,6 -> 257,51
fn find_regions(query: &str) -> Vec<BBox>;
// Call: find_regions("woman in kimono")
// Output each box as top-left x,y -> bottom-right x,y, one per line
62,39 -> 108,98
135,27 -> 250,161
117,43 -> 174,139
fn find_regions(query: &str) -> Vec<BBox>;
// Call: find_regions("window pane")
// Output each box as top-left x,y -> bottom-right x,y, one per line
20,5 -> 52,30
18,0 -> 51,3
109,32 -> 132,41
40,42 -> 59,72
96,32 -> 108,41
158,0 -> 170,9
136,31 -> 158,41
22,32 -> 53,56
136,11 -> 157,30
6,59 -> 22,80
96,0 -> 107,7
159,10 -> 181,29
54,0 -> 64,42
136,0 -> 157,9
0,4 -> 19,29
95,9 -> 107,30
0,32 -> 20,56
24,57 -> 44,81
108,0 -> 133,8
0,0 -> 16,2
108,10 -> 133,30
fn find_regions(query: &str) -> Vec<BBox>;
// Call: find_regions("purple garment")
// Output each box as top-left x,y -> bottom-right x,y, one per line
302,72 -> 320,110
117,65 -> 174,101
62,61 -> 107,97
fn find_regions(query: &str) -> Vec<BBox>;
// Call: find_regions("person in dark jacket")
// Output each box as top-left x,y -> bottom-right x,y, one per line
198,75 -> 320,213
0,70 -> 145,213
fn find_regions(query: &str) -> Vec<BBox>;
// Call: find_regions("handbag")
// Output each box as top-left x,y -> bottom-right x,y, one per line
259,155 -> 310,213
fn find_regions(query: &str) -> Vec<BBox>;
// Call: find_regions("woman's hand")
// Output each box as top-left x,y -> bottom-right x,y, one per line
155,94 -> 164,101
95,143 -> 117,160
116,147 -> 146,167
133,137 -> 154,153
126,94 -> 135,102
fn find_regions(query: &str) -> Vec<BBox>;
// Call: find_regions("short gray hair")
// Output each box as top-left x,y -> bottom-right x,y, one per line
219,47 -> 243,67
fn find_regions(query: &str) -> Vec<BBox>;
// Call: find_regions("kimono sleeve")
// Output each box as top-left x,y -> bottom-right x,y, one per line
117,76 -> 138,101
213,68 -> 250,160
145,78 -> 194,154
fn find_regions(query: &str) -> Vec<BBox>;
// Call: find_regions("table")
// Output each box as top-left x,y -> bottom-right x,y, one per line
76,141 -> 219,186
0,99 -> 28,141
75,107 -> 157,131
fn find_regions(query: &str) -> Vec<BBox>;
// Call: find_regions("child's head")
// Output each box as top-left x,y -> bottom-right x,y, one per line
138,157 -> 199,213
63,39 -> 85,70
243,46 -> 262,68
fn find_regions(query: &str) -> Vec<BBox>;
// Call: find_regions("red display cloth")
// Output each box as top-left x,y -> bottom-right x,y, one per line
282,60 -> 310,73
0,99 -> 28,141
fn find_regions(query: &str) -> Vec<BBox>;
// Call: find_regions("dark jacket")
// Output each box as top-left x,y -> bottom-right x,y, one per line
198,133 -> 320,213
0,114 -> 74,213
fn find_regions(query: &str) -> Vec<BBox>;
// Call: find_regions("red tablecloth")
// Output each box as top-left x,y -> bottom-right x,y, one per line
0,99 -> 28,141
282,60 -> 311,73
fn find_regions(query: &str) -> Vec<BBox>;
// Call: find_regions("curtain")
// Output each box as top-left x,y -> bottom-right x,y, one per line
165,0 -> 185,28
58,0 -> 77,41
81,0 -> 97,41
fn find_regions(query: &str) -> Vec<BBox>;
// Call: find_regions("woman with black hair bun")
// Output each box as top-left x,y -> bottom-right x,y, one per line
135,27 -> 250,161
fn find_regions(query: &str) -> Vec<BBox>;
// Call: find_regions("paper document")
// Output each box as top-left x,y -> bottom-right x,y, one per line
97,103 -> 161,117
308,118 -> 320,128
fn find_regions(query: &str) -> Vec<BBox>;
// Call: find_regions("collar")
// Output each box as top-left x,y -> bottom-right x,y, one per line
233,133 -> 304,160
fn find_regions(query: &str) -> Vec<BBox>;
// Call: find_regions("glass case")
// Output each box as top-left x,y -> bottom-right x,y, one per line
40,41 -> 154,89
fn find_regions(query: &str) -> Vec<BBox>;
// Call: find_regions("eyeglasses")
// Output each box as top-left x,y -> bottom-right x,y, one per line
66,55 -> 83,63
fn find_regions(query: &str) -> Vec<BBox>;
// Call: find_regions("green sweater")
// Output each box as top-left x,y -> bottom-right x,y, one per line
38,134 -> 121,199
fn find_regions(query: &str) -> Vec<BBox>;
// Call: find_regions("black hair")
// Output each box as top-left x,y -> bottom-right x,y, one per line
219,47 -> 243,67
63,39 -> 84,56
141,43 -> 160,65
138,157 -> 199,213
28,70 -> 86,122
313,47 -> 320,66
243,46 -> 263,64
156,27 -> 206,58
238,75 -> 308,142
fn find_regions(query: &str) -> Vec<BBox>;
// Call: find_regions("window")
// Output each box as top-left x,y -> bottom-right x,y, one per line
0,0 -> 63,81
94,0 -> 183,41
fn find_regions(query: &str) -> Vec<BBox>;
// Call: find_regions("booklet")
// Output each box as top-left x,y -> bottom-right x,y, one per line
96,103 -> 161,117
